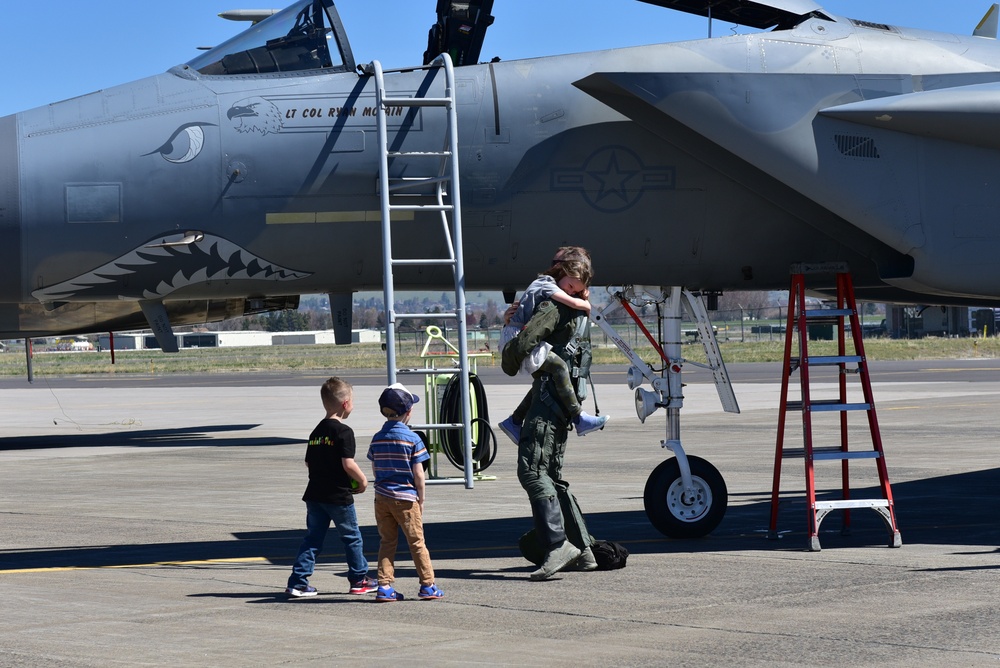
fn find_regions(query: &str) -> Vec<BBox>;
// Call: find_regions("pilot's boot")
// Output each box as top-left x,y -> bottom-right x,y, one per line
529,497 -> 581,581
562,546 -> 598,572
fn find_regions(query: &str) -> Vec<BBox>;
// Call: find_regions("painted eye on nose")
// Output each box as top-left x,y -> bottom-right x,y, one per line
145,122 -> 216,164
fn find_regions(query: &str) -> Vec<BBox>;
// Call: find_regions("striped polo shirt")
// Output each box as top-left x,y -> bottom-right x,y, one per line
367,420 -> 430,501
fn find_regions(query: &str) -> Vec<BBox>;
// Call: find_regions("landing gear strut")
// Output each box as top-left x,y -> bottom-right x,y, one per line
592,286 -> 739,538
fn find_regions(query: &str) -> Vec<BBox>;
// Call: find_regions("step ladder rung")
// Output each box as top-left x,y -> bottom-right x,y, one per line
785,400 -> 871,412
780,447 -> 880,460
814,499 -> 889,510
813,449 -> 881,461
807,355 -> 862,366
804,308 -> 853,318
809,401 -> 871,412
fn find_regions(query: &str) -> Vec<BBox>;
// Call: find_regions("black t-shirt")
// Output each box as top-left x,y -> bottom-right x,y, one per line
302,418 -> 356,506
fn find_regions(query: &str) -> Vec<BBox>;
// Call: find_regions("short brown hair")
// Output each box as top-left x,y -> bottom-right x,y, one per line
545,258 -> 592,287
320,377 -> 353,410
553,246 -> 591,265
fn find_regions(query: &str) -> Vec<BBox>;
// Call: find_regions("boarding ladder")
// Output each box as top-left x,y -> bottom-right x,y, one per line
365,54 -> 475,488
768,263 -> 902,550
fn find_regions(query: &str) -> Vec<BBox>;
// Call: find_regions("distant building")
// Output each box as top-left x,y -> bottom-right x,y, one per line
97,329 -> 380,350
272,329 -> 380,345
99,330 -> 272,350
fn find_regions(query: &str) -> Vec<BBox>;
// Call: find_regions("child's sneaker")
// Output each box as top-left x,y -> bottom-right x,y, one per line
375,584 -> 405,602
574,412 -> 608,437
285,585 -> 318,597
348,577 -> 377,595
498,416 -> 521,445
418,583 -> 444,600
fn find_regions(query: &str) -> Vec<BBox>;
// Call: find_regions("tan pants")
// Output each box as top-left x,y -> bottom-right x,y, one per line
374,494 -> 435,586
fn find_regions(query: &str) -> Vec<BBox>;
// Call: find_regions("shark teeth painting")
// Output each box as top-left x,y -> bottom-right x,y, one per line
31,232 -> 312,303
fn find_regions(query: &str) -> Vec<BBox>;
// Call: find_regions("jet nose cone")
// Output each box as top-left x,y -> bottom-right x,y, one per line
0,114 -> 21,302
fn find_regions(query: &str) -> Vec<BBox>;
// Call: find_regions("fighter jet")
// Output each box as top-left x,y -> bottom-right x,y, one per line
3,0 -> 999,537
5,0 -> 1000,349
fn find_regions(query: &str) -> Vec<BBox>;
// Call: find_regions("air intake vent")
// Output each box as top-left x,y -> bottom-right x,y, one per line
835,134 -> 880,159
849,19 -> 896,32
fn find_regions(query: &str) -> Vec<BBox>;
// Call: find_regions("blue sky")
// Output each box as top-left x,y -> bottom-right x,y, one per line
0,1 -> 993,117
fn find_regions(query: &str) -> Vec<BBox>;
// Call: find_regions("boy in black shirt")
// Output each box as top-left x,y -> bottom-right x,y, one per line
285,377 -> 376,597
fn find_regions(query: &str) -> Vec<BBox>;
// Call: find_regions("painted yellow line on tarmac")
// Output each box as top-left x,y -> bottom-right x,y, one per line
0,556 -> 269,574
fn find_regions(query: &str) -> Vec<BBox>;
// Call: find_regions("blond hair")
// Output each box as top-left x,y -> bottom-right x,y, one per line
320,377 -> 353,410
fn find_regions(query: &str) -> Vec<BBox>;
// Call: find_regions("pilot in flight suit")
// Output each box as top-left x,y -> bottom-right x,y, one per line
502,299 -> 598,580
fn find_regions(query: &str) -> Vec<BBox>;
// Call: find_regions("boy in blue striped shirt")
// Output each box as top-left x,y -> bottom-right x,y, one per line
367,383 -> 444,602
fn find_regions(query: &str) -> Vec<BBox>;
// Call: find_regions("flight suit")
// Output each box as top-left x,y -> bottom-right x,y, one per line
502,300 -> 594,557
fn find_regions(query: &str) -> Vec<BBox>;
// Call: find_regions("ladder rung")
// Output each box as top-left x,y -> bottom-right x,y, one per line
814,499 -> 889,510
808,355 -> 862,366
388,204 -> 453,212
781,447 -> 880,460
382,97 -> 451,107
813,449 -> 881,461
810,401 -> 871,412
387,151 -> 452,157
804,309 -> 852,318
388,179 -> 450,193
785,400 -> 871,412
390,176 -> 450,183
391,258 -> 456,267
780,447 -> 807,458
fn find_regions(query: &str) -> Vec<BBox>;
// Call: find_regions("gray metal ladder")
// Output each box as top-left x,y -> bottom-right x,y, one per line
365,54 -> 475,488
768,263 -> 901,550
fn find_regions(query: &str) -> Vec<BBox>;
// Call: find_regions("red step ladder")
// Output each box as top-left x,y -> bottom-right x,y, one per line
768,263 -> 902,551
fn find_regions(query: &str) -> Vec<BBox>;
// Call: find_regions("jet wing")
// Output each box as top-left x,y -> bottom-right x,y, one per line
636,0 -> 825,30
819,82 -> 1000,152
573,71 -> 914,281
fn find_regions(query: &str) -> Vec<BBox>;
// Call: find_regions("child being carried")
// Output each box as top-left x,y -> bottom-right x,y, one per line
499,258 -> 608,439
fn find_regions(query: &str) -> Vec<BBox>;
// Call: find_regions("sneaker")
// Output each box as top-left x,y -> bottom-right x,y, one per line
348,577 -> 378,595
498,416 -> 521,445
574,412 -> 609,437
418,583 -> 444,600
285,585 -> 318,597
375,584 -> 405,602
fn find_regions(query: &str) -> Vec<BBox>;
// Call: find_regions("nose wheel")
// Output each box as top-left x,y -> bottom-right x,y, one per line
643,455 -> 727,538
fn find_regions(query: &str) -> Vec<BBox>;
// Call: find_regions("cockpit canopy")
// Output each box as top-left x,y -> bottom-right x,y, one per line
187,0 -> 355,76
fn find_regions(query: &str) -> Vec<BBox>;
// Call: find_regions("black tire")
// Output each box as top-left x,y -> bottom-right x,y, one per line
643,455 -> 727,538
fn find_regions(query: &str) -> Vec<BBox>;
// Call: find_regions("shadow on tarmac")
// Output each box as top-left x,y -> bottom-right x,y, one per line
0,425 -> 303,450
2,467 -> 997,572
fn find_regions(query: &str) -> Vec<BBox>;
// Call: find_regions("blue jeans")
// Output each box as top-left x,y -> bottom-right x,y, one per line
287,501 -> 369,589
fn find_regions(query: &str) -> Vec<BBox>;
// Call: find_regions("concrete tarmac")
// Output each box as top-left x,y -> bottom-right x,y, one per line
1,361 -> 999,666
